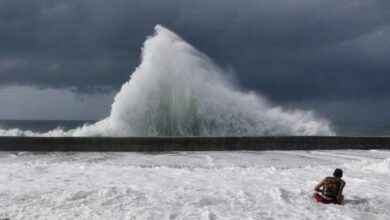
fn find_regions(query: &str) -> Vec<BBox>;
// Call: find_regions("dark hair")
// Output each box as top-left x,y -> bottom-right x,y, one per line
333,168 -> 343,178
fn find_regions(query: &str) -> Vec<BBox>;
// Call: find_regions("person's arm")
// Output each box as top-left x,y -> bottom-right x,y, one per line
336,180 -> 345,204
314,177 -> 327,192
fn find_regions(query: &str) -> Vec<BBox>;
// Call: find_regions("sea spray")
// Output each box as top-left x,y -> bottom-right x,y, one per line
0,25 -> 334,136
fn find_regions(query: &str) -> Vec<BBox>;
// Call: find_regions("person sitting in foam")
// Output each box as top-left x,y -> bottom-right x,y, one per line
313,168 -> 345,205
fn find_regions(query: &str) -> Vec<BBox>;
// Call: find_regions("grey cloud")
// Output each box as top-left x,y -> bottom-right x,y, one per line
0,86 -> 115,120
0,0 -> 390,108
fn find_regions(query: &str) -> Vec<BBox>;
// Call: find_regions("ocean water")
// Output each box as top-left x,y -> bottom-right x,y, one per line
333,120 -> 390,136
0,120 -> 94,134
0,119 -> 389,136
1,150 -> 389,219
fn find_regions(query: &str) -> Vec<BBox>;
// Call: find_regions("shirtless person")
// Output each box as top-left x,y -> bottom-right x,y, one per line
313,168 -> 345,205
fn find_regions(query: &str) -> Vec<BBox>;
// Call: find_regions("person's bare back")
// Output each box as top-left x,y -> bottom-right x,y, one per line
313,168 -> 345,204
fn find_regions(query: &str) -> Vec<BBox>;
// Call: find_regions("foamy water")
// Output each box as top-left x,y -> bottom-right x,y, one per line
0,150 -> 389,219
0,25 -> 333,137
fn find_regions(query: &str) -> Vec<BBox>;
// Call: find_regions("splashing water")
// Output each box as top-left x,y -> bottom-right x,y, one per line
0,25 -> 334,136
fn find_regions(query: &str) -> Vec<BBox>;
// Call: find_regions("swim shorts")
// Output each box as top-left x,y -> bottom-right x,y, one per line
313,192 -> 337,204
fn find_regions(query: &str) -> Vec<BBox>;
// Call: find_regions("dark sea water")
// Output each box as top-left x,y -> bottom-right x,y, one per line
0,120 -> 95,133
0,120 -> 390,136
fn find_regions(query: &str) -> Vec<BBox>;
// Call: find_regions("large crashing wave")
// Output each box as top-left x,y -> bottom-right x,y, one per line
0,25 -> 334,136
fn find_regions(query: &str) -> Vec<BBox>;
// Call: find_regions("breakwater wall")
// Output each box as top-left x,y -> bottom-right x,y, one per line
0,136 -> 390,152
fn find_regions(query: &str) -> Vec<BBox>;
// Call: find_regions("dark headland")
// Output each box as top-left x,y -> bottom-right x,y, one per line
0,136 -> 390,152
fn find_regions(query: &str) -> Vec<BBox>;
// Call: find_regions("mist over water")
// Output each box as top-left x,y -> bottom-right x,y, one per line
0,25 -> 334,136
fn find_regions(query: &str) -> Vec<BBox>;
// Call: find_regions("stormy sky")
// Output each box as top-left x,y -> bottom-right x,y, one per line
0,0 -> 390,121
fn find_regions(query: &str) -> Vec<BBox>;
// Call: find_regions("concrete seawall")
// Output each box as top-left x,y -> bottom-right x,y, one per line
0,136 -> 390,152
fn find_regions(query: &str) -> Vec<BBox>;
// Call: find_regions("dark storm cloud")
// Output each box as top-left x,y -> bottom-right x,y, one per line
1,0 -> 390,102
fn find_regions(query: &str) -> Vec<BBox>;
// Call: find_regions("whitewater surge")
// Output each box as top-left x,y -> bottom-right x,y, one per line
0,150 -> 389,219
0,25 -> 334,136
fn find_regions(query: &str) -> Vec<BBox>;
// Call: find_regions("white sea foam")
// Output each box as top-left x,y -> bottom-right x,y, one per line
0,150 -> 389,219
0,25 -> 334,136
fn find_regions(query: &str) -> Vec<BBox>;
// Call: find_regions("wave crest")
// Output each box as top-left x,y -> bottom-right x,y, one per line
0,25 -> 334,136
